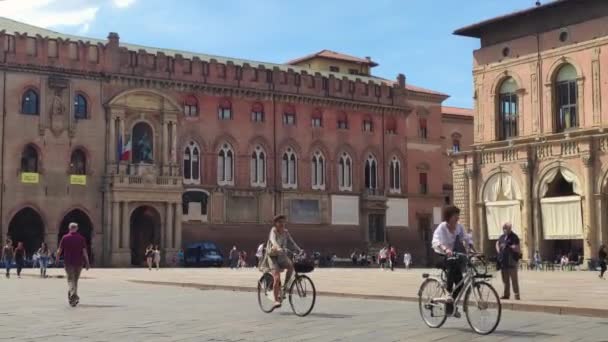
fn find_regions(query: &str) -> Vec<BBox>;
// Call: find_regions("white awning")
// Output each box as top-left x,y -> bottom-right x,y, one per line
539,168 -> 582,197
540,196 -> 583,240
483,173 -> 521,202
485,200 -> 521,240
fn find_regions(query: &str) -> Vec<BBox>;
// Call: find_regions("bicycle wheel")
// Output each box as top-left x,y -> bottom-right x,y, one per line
464,281 -> 502,335
257,273 -> 276,313
289,275 -> 316,317
418,278 -> 448,328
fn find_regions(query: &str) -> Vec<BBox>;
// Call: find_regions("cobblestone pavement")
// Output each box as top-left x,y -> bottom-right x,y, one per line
1,276 -> 607,342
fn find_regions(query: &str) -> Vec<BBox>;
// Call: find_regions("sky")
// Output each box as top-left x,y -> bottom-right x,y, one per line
0,0 -> 548,108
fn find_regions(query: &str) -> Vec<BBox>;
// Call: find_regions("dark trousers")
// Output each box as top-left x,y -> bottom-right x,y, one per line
439,254 -> 463,314
16,259 -> 24,276
600,260 -> 607,278
501,267 -> 520,298
4,258 -> 12,275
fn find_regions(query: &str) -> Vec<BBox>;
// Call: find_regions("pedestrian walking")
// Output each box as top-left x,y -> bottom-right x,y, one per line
389,245 -> 397,271
229,246 -> 238,269
145,244 -> 154,270
534,250 -> 542,271
32,250 -> 39,269
496,222 -> 521,300
2,239 -> 14,278
56,222 -> 90,307
255,243 -> 264,268
378,247 -> 388,270
238,250 -> 247,268
153,245 -> 161,270
38,242 -> 50,278
403,252 -> 412,270
598,244 -> 607,279
14,242 -> 26,278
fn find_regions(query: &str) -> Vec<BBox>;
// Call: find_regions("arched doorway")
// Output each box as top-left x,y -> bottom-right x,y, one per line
58,209 -> 93,262
130,206 -> 161,266
8,207 -> 45,257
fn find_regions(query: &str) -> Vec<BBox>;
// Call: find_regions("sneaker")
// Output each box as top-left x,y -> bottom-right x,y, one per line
514,294 -> 520,300
452,308 -> 461,319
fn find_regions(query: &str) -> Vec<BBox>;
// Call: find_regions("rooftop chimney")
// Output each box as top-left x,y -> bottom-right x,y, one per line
107,32 -> 120,46
397,73 -> 406,88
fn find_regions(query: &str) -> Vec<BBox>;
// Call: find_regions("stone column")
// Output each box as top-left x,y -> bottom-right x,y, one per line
520,162 -> 532,261
174,202 -> 183,249
165,202 -> 174,249
171,121 -> 177,164
583,155 -> 597,262
109,117 -> 116,165
112,201 -> 120,250
477,204 -> 486,253
121,201 -> 130,250
465,168 -> 479,250
162,120 -> 169,165
533,196 -> 543,259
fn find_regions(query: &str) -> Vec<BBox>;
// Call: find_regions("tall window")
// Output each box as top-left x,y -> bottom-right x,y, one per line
251,102 -> 264,122
283,113 -> 296,126
498,77 -> 518,139
363,118 -> 373,132
555,64 -> 578,132
311,151 -> 325,190
386,117 -> 397,134
364,154 -> 377,191
218,99 -> 232,120
217,144 -> 234,185
21,89 -> 39,115
132,122 -> 154,164
74,94 -> 88,119
337,112 -> 348,129
419,118 -> 428,140
338,153 -> 352,191
21,145 -> 38,173
311,109 -> 322,127
70,149 -> 86,175
281,148 -> 297,188
419,172 -> 428,194
389,157 -> 401,193
452,139 -> 461,152
184,95 -> 198,117
250,146 -> 266,187
183,141 -> 200,184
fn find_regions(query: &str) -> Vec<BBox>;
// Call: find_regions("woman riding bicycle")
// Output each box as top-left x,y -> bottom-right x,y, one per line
261,214 -> 302,309
431,205 -> 473,315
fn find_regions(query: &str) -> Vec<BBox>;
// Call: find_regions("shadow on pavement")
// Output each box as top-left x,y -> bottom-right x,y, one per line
278,312 -> 353,319
452,328 -> 557,338
77,304 -> 123,308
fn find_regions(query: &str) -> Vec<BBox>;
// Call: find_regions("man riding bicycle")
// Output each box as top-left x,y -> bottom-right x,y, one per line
431,205 -> 474,316
260,214 -> 302,309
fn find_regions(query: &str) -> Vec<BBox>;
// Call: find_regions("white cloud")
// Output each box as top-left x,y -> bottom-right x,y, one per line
112,0 -> 136,8
0,0 -> 99,30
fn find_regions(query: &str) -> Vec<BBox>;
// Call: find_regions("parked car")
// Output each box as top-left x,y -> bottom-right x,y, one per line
184,241 -> 224,267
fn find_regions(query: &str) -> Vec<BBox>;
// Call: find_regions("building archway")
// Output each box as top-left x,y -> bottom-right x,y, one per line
130,206 -> 161,266
8,207 -> 45,257
58,209 -> 93,261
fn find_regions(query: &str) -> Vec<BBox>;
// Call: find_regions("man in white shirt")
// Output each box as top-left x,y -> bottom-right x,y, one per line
431,205 -> 472,316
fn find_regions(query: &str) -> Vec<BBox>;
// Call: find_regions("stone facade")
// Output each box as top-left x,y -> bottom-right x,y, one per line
0,18 -> 472,266
453,0 -> 608,264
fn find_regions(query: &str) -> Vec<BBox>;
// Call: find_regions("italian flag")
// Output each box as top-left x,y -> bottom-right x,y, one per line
121,136 -> 131,161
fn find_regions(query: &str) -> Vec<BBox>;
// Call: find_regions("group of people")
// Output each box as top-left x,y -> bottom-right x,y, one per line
2,239 -> 53,278
144,245 -> 161,271
229,246 -> 249,269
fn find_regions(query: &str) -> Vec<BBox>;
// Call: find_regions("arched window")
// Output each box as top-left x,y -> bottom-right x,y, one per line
218,99 -> 232,120
132,122 -> 154,164
337,112 -> 348,129
389,157 -> 401,193
74,94 -> 88,119
281,147 -> 297,188
364,154 -> 377,191
70,149 -> 86,175
452,139 -> 461,152
418,118 -> 428,140
182,190 -> 209,222
311,151 -> 325,190
251,102 -> 264,122
555,64 -> 578,132
363,117 -> 373,132
498,77 -> 518,139
21,89 -> 39,115
311,109 -> 323,127
250,146 -> 266,187
21,145 -> 38,173
338,152 -> 352,191
283,105 -> 296,126
217,143 -> 234,185
183,141 -> 200,184
184,95 -> 198,117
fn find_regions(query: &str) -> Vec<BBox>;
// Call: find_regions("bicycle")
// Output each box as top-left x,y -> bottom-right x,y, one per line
257,250 -> 316,317
418,252 -> 501,335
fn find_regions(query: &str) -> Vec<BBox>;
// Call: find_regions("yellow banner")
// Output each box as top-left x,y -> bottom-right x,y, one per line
70,175 -> 87,185
21,172 -> 39,184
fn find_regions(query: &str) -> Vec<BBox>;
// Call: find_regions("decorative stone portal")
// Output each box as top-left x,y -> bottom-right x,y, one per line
130,206 -> 161,266
8,207 -> 45,257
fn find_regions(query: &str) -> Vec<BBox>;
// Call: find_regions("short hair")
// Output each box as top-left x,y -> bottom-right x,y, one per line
442,206 -> 461,222
69,222 -> 79,229
273,215 -> 286,223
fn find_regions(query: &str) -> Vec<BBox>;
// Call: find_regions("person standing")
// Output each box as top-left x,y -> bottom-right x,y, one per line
255,243 -> 264,268
378,247 -> 388,270
2,239 -> 14,278
153,245 -> 161,270
14,242 -> 26,278
533,250 -> 542,271
496,222 -> 521,300
403,252 -> 412,270
56,223 -> 90,307
598,244 -> 607,279
38,242 -> 50,278
145,245 -> 154,270
229,246 -> 238,269
389,245 -> 397,271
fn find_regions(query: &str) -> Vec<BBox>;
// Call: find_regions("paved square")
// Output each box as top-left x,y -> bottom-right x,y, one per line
1,275 -> 607,341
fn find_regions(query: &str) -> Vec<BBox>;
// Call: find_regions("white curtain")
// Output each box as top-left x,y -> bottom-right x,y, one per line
539,168 -> 581,197
483,173 -> 521,202
485,200 -> 521,239
540,196 -> 583,239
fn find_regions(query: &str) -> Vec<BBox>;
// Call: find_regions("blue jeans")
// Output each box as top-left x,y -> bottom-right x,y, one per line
40,257 -> 49,275
4,258 -> 12,274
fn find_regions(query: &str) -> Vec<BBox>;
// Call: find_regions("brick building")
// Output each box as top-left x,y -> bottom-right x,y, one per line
0,17 -> 471,266
452,0 -> 608,264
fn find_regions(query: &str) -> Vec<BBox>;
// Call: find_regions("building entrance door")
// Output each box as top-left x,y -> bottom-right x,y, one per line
368,214 -> 385,244
130,206 -> 161,266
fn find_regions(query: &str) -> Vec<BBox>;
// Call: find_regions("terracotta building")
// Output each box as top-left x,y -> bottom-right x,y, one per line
0,17 -> 471,266
452,0 -> 608,264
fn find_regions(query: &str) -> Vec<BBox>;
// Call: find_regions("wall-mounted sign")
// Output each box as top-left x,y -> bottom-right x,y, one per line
70,175 -> 87,185
21,172 -> 39,184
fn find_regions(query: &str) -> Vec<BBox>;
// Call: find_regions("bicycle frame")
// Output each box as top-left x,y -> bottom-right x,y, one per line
431,253 -> 490,306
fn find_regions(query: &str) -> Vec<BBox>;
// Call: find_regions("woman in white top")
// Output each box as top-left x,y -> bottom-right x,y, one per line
431,206 -> 472,316
153,245 -> 161,270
